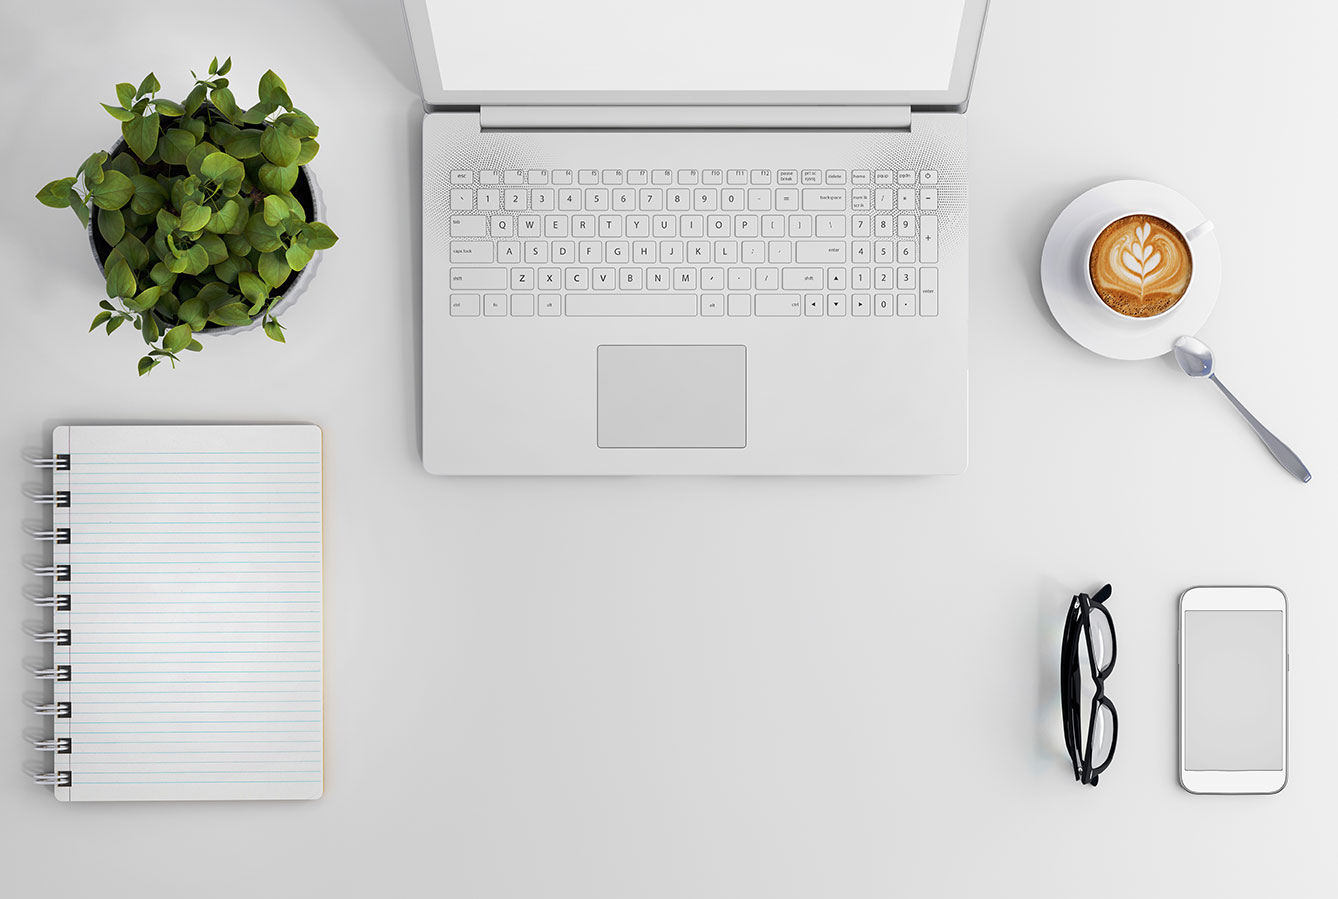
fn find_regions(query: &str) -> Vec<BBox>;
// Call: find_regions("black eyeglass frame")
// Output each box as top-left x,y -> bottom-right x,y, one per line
1061,584 -> 1118,786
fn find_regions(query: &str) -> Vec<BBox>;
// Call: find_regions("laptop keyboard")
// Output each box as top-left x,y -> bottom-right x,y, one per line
446,167 -> 942,319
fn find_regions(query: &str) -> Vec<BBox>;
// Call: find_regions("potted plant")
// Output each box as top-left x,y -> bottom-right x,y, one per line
36,58 -> 338,375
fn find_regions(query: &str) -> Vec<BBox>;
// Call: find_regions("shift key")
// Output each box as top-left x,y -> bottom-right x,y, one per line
450,267 -> 508,290
781,268 -> 824,290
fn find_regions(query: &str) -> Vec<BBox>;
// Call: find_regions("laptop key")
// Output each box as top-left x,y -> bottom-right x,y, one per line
450,294 -> 480,316
565,294 -> 697,316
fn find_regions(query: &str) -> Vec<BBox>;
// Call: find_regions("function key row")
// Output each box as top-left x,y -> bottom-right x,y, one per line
450,169 -> 940,188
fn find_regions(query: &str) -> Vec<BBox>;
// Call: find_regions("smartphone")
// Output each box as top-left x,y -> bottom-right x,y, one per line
1178,586 -> 1288,794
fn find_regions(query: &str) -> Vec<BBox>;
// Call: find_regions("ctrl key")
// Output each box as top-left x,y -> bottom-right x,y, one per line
450,293 -> 481,316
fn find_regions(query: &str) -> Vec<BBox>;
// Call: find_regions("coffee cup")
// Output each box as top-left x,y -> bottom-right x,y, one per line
1087,213 -> 1213,320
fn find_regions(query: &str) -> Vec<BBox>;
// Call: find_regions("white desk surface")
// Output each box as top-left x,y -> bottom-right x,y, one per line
2,1 -> 1334,895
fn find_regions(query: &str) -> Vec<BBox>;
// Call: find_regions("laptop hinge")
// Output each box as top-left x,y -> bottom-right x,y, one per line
479,106 -> 912,131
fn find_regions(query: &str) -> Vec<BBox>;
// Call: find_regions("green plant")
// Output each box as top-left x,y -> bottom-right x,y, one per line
36,58 -> 338,375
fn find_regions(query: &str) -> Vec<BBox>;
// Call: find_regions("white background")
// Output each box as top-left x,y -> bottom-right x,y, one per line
2,1 -> 1335,896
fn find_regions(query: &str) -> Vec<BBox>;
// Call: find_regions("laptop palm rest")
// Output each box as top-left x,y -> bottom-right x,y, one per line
597,345 -> 747,449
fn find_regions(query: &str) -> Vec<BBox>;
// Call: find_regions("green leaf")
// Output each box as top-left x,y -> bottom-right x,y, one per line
224,130 -> 263,160
129,175 -> 168,215
262,194 -> 287,226
155,289 -> 179,318
200,152 -> 244,195
179,201 -> 211,232
258,250 -> 291,288
302,222 -> 339,250
195,282 -> 231,308
79,151 -> 108,185
246,220 -> 283,254
158,128 -> 197,166
214,256 -> 242,283
89,310 -> 112,331
258,70 -> 291,109
197,232 -> 228,264
260,124 -> 301,166
105,152 -> 140,179
156,208 -> 181,234
210,85 -> 241,122
218,57 -> 232,77
155,99 -> 185,117
126,285 -> 162,312
177,297 -> 206,325
285,241 -> 315,271
107,316 -> 125,335
89,170 -> 134,210
209,121 -> 241,147
263,318 -> 286,343
237,270 -> 268,305
181,116 -> 207,140
163,323 -> 192,353
122,111 -> 161,162
185,141 -> 219,179
257,162 -> 298,194
118,232 -> 150,269
184,83 -> 208,116
101,103 -> 135,122
116,83 -> 135,107
137,72 -> 160,97
105,257 -> 136,299
281,111 -> 319,140
208,57 -> 219,76
97,207 -> 125,245
69,195 -> 91,228
182,243 -> 210,275
208,302 -> 253,327
241,101 -> 277,126
141,311 -> 159,344
204,199 -> 240,234
149,262 -> 177,289
138,356 -> 159,376
295,139 -> 319,166
36,177 -> 77,208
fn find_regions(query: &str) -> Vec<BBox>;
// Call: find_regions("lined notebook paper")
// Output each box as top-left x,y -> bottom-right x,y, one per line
44,425 -> 322,801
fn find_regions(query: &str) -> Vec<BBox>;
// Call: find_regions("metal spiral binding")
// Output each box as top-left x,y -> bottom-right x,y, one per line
26,628 -> 72,646
24,487 -> 70,507
27,664 -> 72,682
27,448 -> 74,791
27,593 -> 71,610
25,562 -> 70,580
26,526 -> 71,544
24,453 -> 70,471
29,701 -> 72,718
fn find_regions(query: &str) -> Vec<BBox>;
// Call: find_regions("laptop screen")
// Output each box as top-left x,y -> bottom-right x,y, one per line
421,0 -> 968,94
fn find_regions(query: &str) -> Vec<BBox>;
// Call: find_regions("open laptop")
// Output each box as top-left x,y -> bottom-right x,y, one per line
403,0 -> 989,475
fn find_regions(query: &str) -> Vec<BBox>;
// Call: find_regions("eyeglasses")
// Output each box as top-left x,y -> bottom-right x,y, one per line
1061,584 -> 1118,786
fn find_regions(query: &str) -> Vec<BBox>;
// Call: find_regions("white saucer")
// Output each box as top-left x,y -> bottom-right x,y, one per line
1040,180 -> 1220,361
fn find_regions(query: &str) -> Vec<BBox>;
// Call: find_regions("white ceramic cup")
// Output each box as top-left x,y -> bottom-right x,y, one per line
1086,214 -> 1214,320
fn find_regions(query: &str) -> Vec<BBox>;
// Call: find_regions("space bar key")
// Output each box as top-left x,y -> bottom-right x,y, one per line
565,294 -> 698,316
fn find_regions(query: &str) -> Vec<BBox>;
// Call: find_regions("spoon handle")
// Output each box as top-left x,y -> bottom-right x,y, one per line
1209,375 -> 1312,483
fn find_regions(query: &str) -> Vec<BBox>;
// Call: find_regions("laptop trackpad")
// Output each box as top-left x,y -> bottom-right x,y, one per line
598,345 -> 746,449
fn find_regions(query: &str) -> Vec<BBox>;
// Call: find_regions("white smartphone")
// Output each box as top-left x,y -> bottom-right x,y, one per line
1178,586 -> 1288,794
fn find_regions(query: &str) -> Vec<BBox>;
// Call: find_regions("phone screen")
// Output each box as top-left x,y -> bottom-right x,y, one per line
1183,611 -> 1285,771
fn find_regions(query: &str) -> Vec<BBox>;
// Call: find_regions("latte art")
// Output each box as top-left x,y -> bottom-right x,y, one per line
1089,214 -> 1192,317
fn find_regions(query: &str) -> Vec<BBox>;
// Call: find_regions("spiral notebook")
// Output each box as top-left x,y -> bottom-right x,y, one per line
26,425 -> 323,802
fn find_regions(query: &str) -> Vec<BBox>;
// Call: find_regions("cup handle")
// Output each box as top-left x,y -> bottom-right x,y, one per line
1184,220 -> 1214,242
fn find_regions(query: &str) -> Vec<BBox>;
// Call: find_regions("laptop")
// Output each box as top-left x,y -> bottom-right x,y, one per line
402,0 -> 989,475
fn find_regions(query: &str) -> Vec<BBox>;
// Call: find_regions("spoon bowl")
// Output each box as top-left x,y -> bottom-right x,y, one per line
1172,336 -> 1214,378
